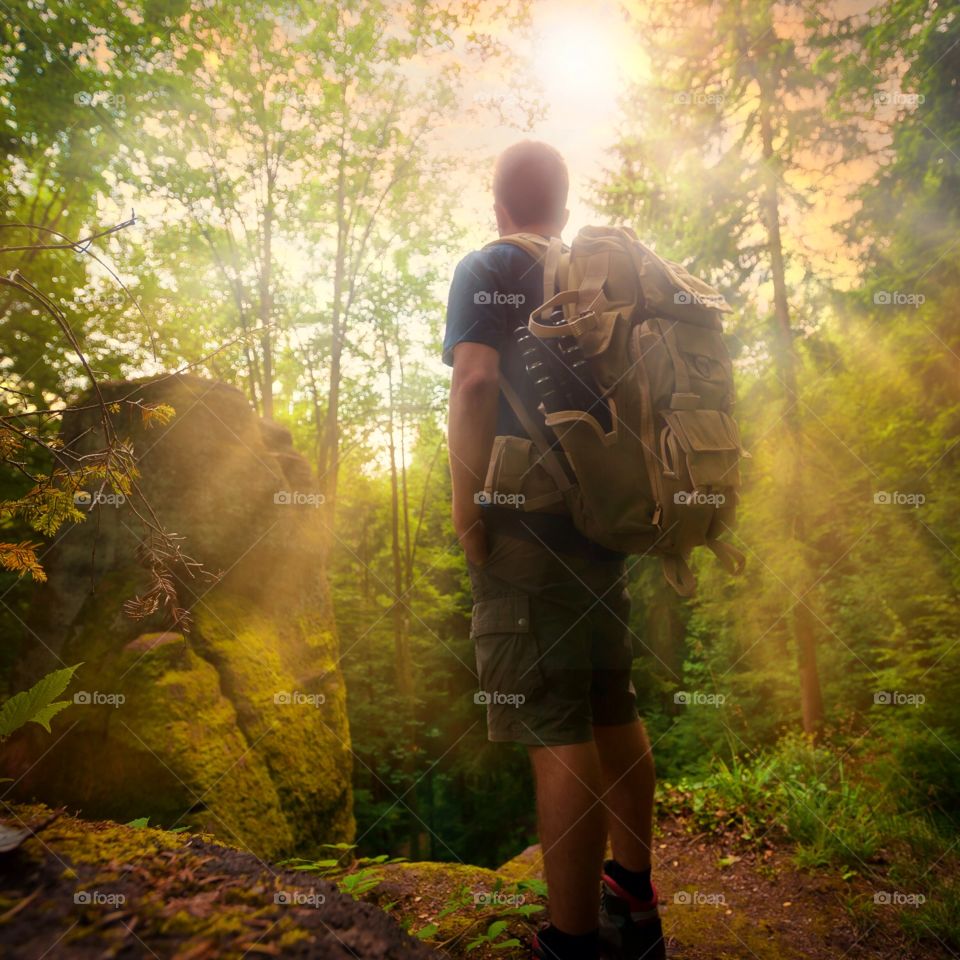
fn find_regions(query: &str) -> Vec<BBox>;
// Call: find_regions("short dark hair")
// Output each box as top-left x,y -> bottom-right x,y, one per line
493,140 -> 569,228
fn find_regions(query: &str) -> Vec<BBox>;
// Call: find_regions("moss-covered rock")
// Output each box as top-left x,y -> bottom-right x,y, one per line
0,803 -> 430,960
1,375 -> 353,859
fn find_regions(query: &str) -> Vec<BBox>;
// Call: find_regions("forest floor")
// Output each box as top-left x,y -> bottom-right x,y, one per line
1,802 -> 953,959
374,814 -> 954,960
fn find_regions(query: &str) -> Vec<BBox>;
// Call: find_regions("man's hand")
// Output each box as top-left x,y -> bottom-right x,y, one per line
448,342 -> 501,566
456,511 -> 489,567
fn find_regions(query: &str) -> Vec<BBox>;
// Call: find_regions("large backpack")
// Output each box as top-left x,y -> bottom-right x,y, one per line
482,225 -> 748,596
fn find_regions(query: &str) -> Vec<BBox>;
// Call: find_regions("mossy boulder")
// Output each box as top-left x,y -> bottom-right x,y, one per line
0,803 -> 431,960
2,375 -> 353,859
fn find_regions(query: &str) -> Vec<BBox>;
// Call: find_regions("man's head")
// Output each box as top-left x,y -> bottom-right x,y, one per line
492,140 -> 569,238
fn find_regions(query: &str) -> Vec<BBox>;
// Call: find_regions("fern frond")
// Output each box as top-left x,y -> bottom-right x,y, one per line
0,541 -> 47,582
140,402 -> 176,429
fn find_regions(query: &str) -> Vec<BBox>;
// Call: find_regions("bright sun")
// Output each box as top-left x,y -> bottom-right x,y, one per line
533,18 -> 625,107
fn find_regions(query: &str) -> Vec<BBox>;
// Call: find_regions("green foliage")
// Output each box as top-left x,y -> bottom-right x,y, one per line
280,844 -> 410,899
465,920 -> 521,953
663,732 -> 960,949
416,877 -> 545,952
0,664 -> 80,738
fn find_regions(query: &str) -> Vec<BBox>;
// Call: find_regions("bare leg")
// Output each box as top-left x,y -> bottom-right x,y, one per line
529,741 -> 607,934
593,719 -> 655,872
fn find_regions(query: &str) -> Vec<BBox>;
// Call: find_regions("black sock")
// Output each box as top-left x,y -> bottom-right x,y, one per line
536,924 -> 600,960
604,859 -> 654,902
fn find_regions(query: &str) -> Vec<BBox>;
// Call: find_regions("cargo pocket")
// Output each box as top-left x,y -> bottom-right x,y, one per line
471,595 -> 543,706
660,409 -> 742,490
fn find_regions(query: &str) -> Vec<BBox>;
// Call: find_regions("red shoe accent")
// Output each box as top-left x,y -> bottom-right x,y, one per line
601,873 -> 660,922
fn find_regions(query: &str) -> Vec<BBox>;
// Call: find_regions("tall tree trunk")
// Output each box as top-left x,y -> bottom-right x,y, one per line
384,341 -> 419,858
397,349 -> 413,589
259,179 -> 275,421
756,52 -> 824,735
317,125 -> 348,508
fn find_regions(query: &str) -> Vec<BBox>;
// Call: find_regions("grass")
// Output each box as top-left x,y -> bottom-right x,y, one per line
659,732 -> 960,950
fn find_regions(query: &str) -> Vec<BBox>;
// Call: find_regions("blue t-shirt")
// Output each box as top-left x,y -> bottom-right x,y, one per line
443,240 -> 545,439
443,239 -> 624,562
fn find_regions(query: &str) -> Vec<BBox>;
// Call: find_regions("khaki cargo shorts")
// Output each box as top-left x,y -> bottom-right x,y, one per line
468,531 -> 638,746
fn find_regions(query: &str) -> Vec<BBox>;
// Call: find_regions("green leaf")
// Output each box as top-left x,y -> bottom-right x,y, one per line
487,920 -> 508,938
414,923 -> 438,940
0,664 -> 82,737
126,817 -> 150,828
516,878 -> 548,897
493,939 -> 522,950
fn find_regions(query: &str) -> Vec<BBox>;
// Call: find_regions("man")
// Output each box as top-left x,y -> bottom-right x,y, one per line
444,139 -> 666,960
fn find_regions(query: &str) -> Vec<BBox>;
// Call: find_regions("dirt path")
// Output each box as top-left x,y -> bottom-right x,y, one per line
376,817 -> 952,960
647,816 -> 940,959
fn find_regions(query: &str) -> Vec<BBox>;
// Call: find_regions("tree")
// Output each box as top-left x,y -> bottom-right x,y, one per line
594,0 -> 871,734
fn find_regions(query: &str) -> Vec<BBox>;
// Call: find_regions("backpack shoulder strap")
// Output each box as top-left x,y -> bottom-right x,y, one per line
498,376 -> 576,500
482,233 -> 577,501
483,233 -> 567,307
542,236 -> 563,306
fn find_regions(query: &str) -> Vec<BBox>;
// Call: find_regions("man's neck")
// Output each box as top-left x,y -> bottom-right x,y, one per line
499,224 -> 561,240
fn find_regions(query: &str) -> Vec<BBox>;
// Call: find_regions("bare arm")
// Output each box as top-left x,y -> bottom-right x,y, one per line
448,341 -> 500,565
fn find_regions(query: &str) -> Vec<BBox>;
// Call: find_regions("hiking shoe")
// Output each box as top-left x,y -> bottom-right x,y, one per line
598,872 -> 666,960
532,927 -> 600,960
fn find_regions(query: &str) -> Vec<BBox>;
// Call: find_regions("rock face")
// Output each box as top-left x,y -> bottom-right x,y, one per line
3,375 -> 354,859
